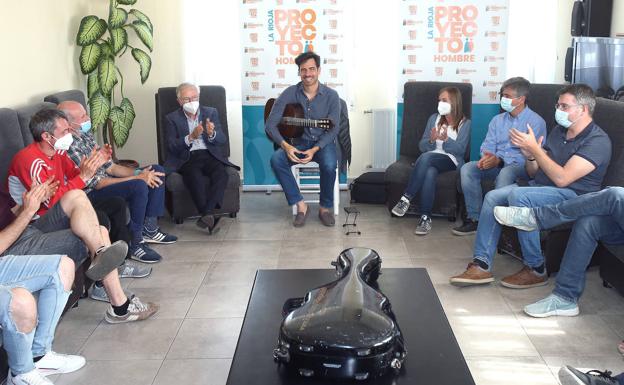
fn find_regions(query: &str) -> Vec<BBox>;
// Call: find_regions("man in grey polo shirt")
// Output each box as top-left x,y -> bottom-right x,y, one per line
450,84 -> 612,290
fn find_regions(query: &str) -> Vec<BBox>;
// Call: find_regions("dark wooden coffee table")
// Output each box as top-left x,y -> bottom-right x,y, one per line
227,268 -> 475,385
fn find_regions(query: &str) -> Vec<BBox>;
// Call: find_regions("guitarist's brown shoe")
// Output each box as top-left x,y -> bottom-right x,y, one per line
319,210 -> 335,227
293,209 -> 309,227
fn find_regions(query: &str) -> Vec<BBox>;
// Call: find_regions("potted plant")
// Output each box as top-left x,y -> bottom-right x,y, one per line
75,0 -> 153,158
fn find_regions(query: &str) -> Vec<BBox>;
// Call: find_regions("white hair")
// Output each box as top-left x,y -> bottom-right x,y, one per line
176,82 -> 200,98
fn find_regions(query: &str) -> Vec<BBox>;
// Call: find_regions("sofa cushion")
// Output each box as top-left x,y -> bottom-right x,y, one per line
0,108 -> 25,184
43,90 -> 87,109
594,98 -> 624,188
14,102 -> 56,146
166,167 -> 240,192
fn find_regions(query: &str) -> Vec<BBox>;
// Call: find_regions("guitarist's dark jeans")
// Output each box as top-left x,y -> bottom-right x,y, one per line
179,149 -> 229,215
270,140 -> 337,209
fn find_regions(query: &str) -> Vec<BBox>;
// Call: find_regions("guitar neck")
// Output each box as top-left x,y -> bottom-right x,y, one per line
282,117 -> 325,128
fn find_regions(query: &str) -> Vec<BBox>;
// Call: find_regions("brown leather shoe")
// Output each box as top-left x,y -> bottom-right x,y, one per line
449,262 -> 494,287
500,266 -> 548,289
318,210 -> 335,227
293,208 -> 309,227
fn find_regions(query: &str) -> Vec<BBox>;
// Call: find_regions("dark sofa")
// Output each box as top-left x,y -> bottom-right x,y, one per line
385,81 -> 473,220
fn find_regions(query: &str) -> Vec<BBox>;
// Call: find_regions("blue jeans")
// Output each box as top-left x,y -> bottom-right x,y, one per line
0,255 -> 69,375
530,187 -> 624,302
616,372 -> 624,384
270,140 -> 337,209
460,161 -> 528,220
88,164 -> 165,239
403,152 -> 456,216
473,184 -> 577,270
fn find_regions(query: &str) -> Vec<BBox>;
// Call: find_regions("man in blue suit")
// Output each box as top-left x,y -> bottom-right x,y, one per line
164,83 -> 239,233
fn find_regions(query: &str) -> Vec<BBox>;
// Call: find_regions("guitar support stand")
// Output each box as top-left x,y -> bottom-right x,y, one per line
343,206 -> 361,235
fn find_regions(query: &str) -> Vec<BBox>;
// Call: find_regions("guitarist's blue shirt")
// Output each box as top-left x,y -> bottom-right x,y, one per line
265,81 -> 341,150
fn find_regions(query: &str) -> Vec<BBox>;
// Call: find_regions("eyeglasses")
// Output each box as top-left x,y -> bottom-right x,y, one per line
555,103 -> 581,111
179,96 -> 199,103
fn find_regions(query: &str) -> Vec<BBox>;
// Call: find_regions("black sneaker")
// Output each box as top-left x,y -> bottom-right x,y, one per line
558,365 -> 619,385
452,219 -> 478,236
414,215 -> 432,235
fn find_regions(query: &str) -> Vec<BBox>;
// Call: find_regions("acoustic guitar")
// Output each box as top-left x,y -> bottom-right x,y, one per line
264,98 -> 333,140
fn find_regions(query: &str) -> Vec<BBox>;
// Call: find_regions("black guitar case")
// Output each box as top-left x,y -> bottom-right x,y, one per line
273,247 -> 407,380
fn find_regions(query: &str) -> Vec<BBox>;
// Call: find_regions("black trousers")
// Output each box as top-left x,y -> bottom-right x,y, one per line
179,150 -> 228,215
91,196 -> 131,245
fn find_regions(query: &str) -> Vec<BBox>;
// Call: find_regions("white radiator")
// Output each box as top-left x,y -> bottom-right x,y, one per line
371,109 -> 397,170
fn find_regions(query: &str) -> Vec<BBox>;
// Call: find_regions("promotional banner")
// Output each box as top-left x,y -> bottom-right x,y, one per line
240,0 -> 349,187
397,1 -> 509,158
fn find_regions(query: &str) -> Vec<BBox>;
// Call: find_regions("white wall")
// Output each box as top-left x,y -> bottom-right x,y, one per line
0,1 -> 89,106
612,0 -> 624,36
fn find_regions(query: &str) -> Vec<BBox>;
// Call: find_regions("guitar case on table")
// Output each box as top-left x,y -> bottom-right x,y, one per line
273,247 -> 407,380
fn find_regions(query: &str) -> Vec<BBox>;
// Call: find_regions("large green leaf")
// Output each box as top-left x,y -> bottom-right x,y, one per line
108,6 -> 128,28
98,58 -> 118,96
89,91 -> 111,128
99,41 -> 114,58
120,98 -> 136,124
79,44 -> 101,74
117,0 -> 137,4
131,48 -> 151,83
87,73 -> 99,99
131,21 -> 153,52
77,16 -> 107,46
129,9 -> 152,33
110,28 -> 128,55
109,100 -> 135,147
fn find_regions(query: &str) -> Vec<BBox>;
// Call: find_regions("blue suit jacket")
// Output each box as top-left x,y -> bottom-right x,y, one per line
164,106 -> 240,173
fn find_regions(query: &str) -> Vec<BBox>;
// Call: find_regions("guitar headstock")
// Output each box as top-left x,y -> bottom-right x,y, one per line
318,119 -> 333,130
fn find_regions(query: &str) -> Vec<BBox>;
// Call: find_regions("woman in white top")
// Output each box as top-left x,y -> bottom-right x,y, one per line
391,87 -> 472,235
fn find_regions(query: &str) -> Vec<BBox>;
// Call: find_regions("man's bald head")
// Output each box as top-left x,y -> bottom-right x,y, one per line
58,101 -> 89,133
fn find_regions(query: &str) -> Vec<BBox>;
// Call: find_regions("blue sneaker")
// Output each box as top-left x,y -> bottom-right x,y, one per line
524,294 -> 579,318
129,243 -> 162,264
143,228 -> 177,244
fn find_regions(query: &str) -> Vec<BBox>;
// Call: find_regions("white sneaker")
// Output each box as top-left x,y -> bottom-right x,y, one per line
34,351 -> 85,376
7,369 -> 53,385
89,284 -> 133,303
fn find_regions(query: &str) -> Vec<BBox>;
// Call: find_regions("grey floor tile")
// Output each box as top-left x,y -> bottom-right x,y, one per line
466,356 -> 559,385
279,238 -> 343,260
602,314 -> 624,338
153,359 -> 232,385
150,241 -> 218,263
80,319 -> 182,360
55,359 -> 162,385
448,315 -> 540,357
127,262 -> 210,289
53,316 -> 102,355
405,236 -> 474,260
342,237 -> 409,258
158,217 -> 232,241
434,283 -> 514,316
187,284 -> 252,318
518,315 -> 620,356
129,286 -> 198,319
202,258 -> 278,287
167,318 -> 243,359
213,240 -> 282,261
224,219 -> 288,240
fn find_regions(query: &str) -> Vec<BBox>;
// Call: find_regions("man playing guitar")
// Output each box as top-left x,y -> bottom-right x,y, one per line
265,51 -> 341,227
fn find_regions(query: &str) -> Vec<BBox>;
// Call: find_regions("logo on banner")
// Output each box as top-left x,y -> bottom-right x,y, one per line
403,69 -> 423,75
409,5 -> 418,15
249,8 -> 258,18
250,33 -> 258,43
490,41 -> 499,51
277,69 -> 285,79
489,66 -> 499,76
251,81 -> 260,91
324,58 -> 343,64
245,71 -> 266,77
272,82 -> 290,89
430,5 -> 478,63
329,19 -> 338,29
250,57 -> 259,67
403,44 -> 423,50
486,5 -> 507,12
435,67 -> 444,76
330,68 -> 338,78
268,8 -> 317,63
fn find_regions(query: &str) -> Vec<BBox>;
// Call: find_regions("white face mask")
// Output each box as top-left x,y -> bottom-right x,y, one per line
437,101 -> 452,116
183,101 -> 200,115
50,133 -> 74,151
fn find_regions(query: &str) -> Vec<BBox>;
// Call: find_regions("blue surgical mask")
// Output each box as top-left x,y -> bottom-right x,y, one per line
555,108 -> 574,128
500,97 -> 517,113
79,120 -> 92,133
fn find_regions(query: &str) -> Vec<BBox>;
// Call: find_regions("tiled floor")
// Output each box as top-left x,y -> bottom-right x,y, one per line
52,192 -> 624,385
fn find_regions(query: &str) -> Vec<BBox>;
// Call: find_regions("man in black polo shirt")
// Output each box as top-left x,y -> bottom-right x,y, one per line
450,84 -> 612,291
